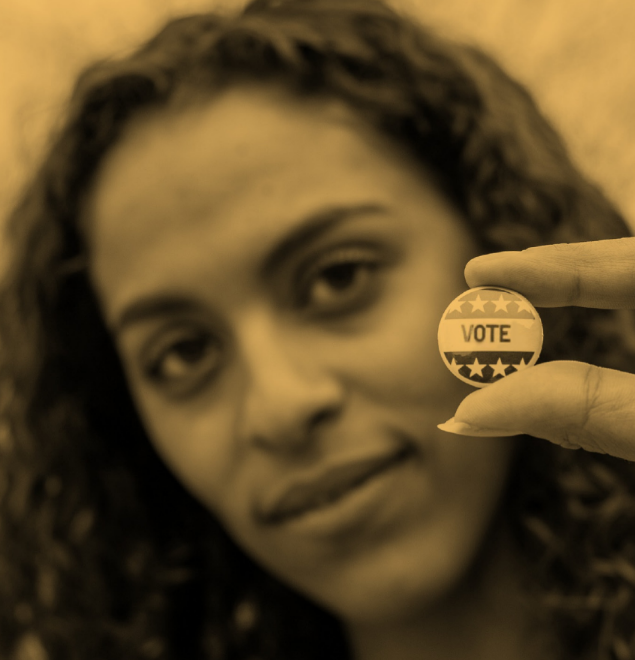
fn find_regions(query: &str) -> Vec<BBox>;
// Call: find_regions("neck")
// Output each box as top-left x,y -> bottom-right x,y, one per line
346,524 -> 560,660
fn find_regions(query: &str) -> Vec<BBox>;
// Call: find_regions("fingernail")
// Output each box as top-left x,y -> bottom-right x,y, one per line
467,251 -> 520,266
437,417 -> 523,437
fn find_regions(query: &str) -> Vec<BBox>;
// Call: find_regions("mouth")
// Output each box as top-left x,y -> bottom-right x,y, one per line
259,445 -> 415,525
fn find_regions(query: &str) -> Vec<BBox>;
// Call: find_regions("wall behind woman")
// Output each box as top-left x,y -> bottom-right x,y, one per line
1,0 -> 634,254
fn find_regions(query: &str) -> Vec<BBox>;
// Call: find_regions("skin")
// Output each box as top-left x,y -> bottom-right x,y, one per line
441,243 -> 635,464
85,84 -> 552,659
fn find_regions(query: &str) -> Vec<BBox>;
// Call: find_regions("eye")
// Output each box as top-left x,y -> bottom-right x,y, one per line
297,246 -> 384,316
141,326 -> 222,396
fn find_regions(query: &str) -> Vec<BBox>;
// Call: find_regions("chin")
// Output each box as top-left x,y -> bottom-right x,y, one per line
305,523 -> 493,625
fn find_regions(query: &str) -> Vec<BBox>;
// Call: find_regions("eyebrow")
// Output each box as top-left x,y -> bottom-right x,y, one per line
112,202 -> 388,335
112,297 -> 203,336
260,202 -> 388,278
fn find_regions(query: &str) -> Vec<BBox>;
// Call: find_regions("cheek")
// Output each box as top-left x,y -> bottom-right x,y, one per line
134,395 -> 266,551
338,270 -> 473,415
357,299 -> 516,559
128,385 -> 242,512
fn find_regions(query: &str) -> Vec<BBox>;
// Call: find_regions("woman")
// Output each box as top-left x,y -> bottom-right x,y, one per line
2,0 -> 635,658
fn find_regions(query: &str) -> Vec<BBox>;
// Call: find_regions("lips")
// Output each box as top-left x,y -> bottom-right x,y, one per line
259,446 -> 413,524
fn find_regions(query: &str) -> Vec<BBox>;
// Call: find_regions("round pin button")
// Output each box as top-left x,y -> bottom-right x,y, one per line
438,286 -> 543,388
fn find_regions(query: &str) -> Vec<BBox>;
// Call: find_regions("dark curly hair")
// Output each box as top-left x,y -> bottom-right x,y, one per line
2,1 -> 635,659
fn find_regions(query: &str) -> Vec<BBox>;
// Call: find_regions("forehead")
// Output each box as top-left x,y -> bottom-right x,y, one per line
87,85 -> 384,228
84,84 -> 449,320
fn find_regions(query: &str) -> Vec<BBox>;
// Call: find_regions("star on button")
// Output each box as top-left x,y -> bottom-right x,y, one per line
468,358 -> 485,377
469,295 -> 487,313
490,358 -> 507,377
516,357 -> 528,370
446,298 -> 466,315
493,295 -> 509,313
514,298 -> 534,315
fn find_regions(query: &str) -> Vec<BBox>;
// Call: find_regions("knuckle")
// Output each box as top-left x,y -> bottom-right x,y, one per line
577,364 -> 605,451
581,363 -> 603,414
550,243 -> 583,306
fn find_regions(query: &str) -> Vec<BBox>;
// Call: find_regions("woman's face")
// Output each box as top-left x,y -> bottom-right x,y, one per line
87,85 -> 517,624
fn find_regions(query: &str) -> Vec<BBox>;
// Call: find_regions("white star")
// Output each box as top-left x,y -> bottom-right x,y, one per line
493,295 -> 509,313
514,298 -> 534,315
468,358 -> 485,377
469,295 -> 487,313
516,357 -> 528,370
446,298 -> 466,315
490,358 -> 507,377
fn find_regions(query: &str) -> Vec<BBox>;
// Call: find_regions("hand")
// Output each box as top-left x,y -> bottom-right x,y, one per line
437,237 -> 635,462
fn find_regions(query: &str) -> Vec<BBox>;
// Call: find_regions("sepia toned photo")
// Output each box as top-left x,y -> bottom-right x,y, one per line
1,1 -> 635,658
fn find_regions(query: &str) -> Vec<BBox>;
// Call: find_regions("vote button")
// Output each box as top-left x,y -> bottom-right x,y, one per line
438,286 -> 543,388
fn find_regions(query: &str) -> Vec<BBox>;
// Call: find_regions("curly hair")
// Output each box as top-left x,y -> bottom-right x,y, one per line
2,0 -> 635,658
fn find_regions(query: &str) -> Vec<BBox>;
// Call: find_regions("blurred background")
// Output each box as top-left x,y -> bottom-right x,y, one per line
1,0 -> 634,239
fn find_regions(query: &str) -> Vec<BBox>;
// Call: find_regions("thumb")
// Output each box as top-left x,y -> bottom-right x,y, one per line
438,361 -> 635,462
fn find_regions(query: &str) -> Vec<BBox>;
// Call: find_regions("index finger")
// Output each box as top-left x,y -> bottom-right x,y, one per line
464,237 -> 635,308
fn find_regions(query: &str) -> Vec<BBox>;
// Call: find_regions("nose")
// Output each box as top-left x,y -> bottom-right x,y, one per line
236,313 -> 344,453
